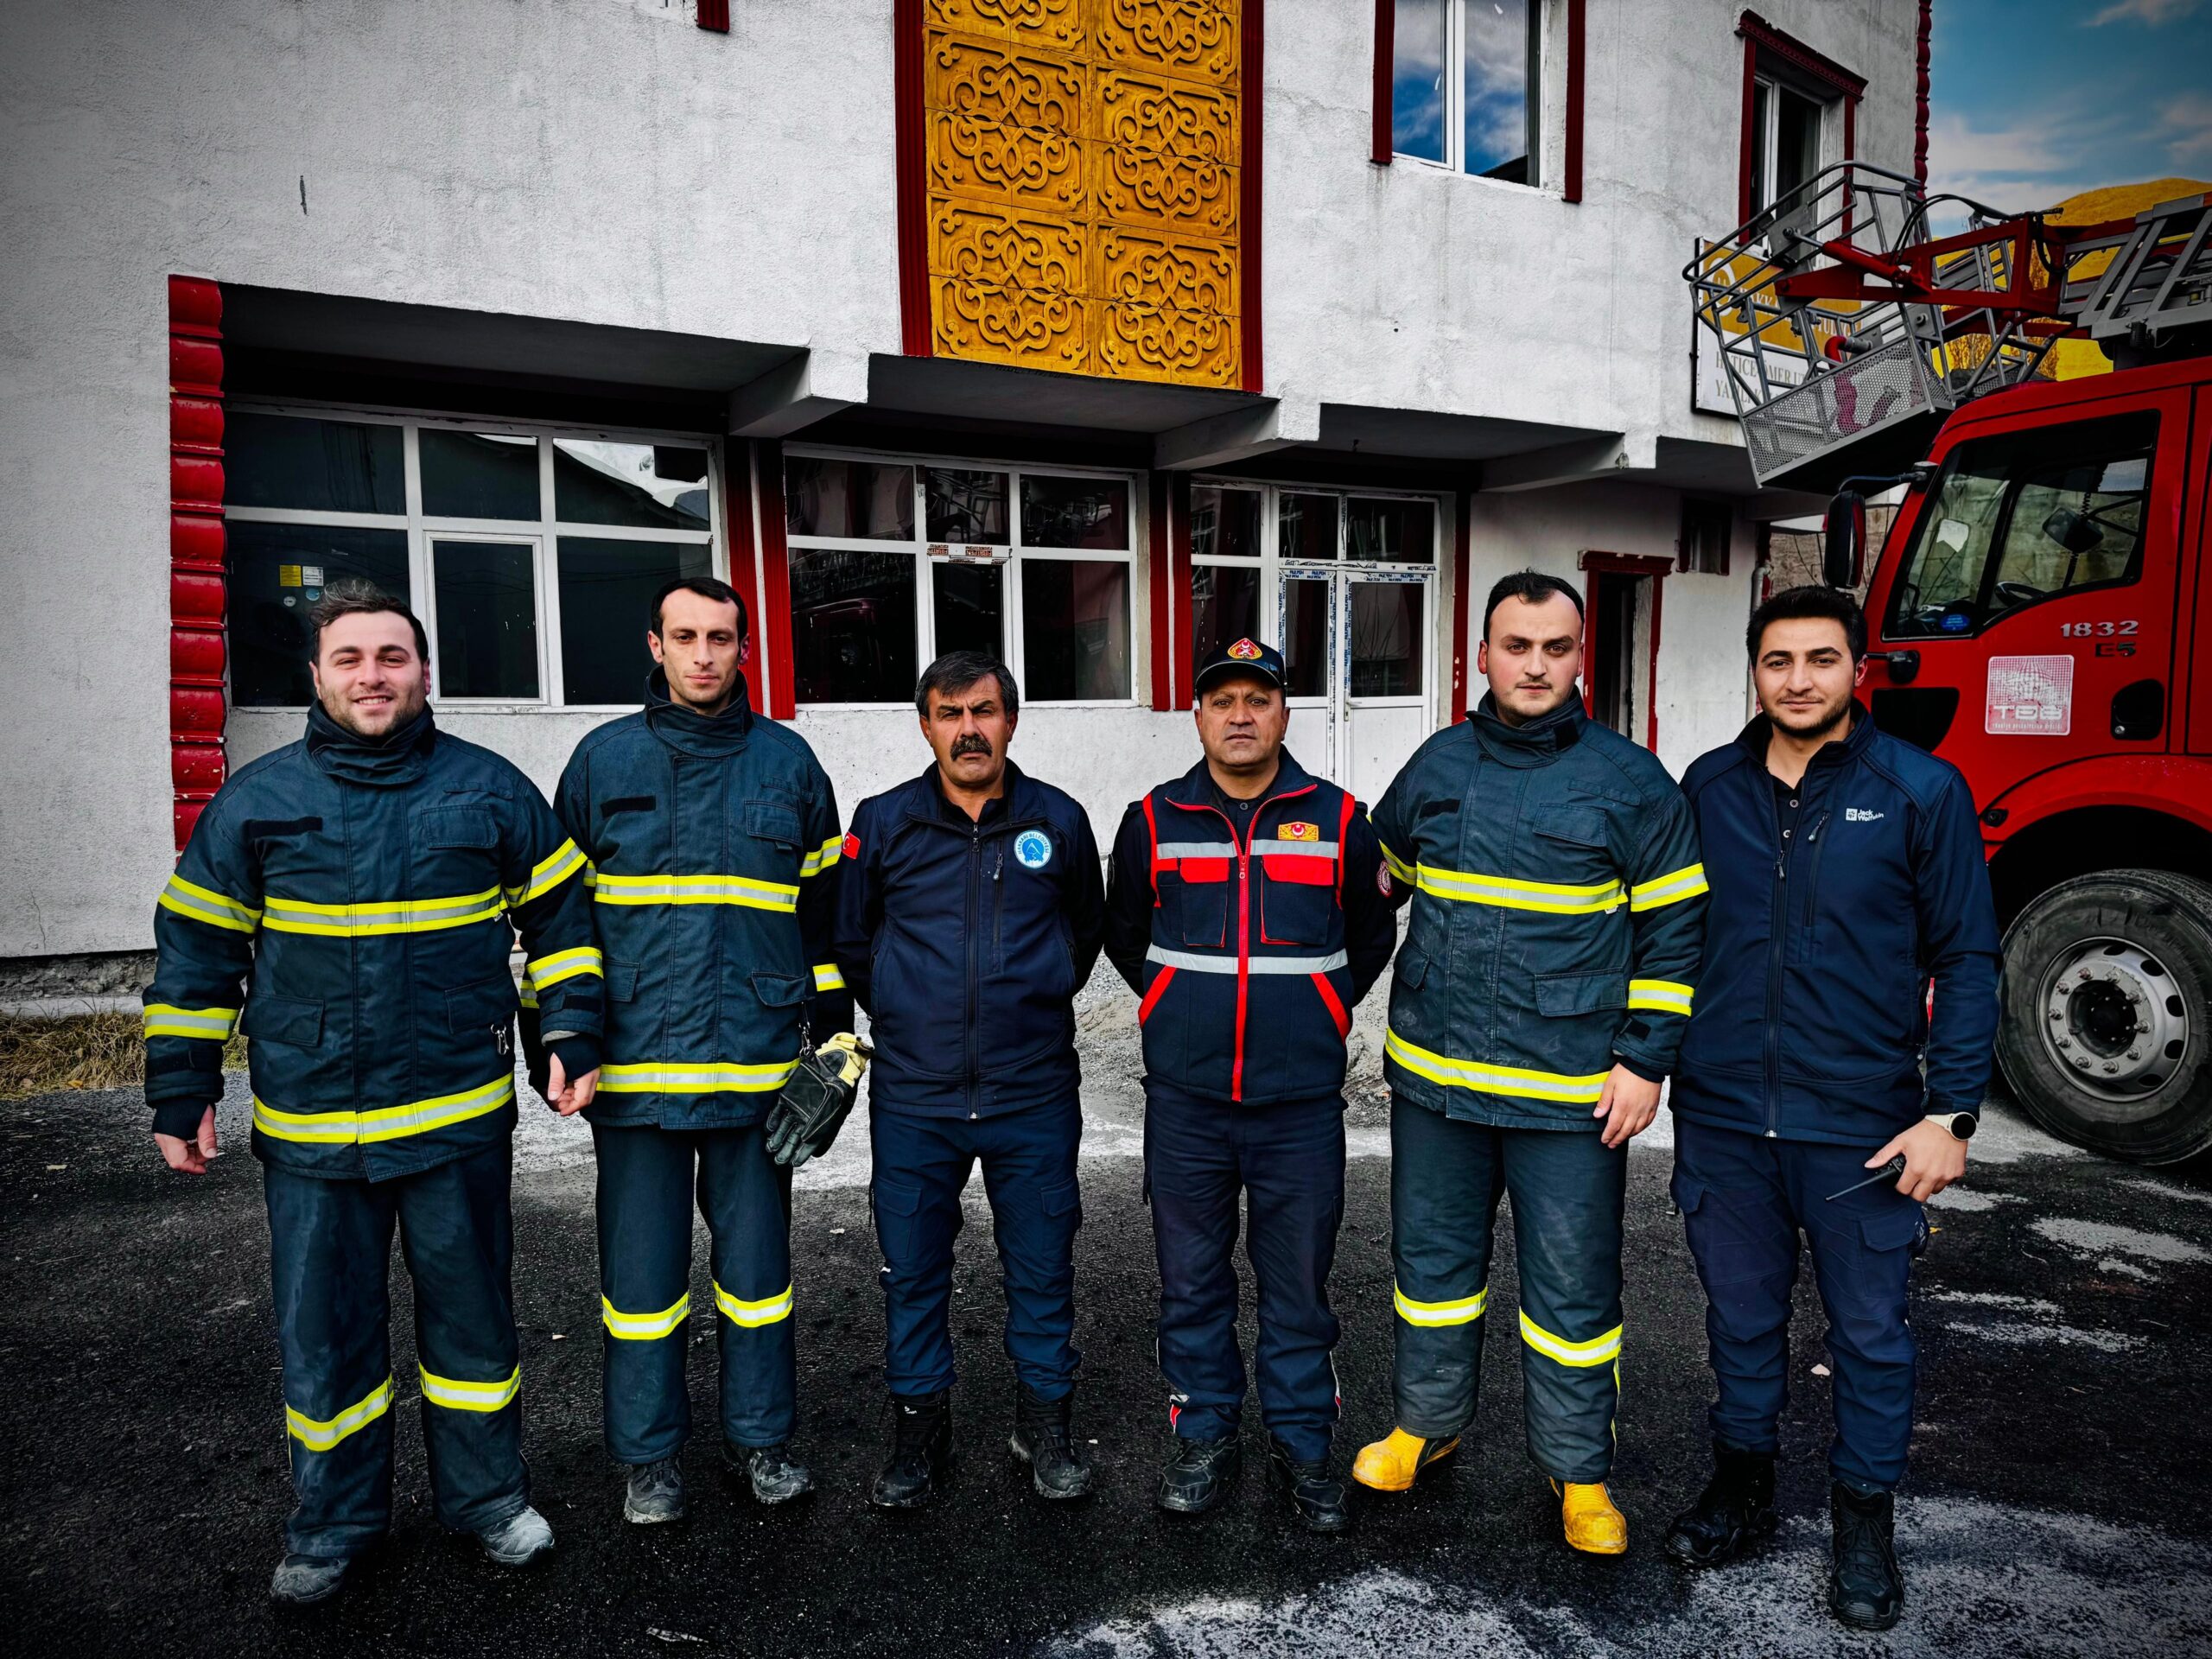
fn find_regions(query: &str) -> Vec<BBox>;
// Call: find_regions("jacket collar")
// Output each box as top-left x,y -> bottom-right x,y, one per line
642,668 -> 753,759
1467,690 -> 1585,768
1160,747 -> 1319,810
1730,700 -> 1877,776
303,700 -> 436,788
902,759 -> 1049,829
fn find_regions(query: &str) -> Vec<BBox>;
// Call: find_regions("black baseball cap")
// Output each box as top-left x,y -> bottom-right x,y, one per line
1193,636 -> 1287,696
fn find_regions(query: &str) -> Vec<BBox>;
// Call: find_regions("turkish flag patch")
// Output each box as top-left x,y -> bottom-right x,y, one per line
1279,821 -> 1319,842
842,832 -> 861,860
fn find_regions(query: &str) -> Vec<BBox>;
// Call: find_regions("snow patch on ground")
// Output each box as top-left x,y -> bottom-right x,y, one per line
2031,1217 -> 2210,1268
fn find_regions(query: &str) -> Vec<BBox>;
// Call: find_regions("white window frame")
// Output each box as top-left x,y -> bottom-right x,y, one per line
782,445 -> 1143,710
1392,0 -> 1544,188
222,402 -> 724,712
1747,73 -> 1834,220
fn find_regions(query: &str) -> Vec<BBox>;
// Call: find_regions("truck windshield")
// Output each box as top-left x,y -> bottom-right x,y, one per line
1885,410 -> 2157,639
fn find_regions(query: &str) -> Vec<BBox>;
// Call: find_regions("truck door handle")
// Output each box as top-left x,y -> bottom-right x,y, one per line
1866,649 -> 1920,684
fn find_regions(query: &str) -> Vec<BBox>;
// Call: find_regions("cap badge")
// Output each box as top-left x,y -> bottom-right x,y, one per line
1227,638 -> 1263,660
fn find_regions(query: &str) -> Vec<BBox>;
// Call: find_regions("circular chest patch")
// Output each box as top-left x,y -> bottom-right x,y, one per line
1014,830 -> 1053,870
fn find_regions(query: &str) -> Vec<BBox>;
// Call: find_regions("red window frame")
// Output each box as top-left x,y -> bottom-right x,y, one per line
1735,10 -> 1866,227
1579,550 -> 1674,753
1370,0 -> 1585,202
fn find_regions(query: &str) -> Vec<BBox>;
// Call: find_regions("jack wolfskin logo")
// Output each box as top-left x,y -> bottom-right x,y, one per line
1845,808 -> 1885,823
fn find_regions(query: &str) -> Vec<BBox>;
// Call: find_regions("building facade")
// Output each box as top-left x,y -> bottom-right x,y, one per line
0,0 -> 1925,975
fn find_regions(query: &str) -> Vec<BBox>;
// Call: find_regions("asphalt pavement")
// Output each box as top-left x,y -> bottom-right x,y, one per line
4,982 -> 2209,1657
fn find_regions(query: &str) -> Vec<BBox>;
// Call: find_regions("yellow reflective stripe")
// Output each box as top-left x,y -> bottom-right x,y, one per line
592,872 -> 799,912
1415,865 -> 1624,913
602,1292 -> 690,1340
1629,863 -> 1709,912
1384,1030 -> 1611,1103
597,1060 -> 799,1095
799,836 -> 843,879
418,1363 -> 520,1413
143,1003 -> 239,1040
506,838 -> 587,907
1393,1283 -> 1489,1327
158,874 -> 261,934
287,1375 -> 393,1451
1627,978 -> 1694,1015
262,887 -> 504,937
251,1076 -> 515,1144
526,946 -> 603,989
518,974 -> 538,1011
714,1280 -> 795,1328
1519,1311 -> 1623,1368
811,963 -> 846,992
1379,841 -> 1419,885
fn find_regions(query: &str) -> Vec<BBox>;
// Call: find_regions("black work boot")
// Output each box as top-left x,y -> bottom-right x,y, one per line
1155,1435 -> 1243,1515
870,1391 -> 954,1510
725,1440 -> 815,1504
623,1455 -> 687,1525
270,1552 -> 350,1606
1009,1383 -> 1093,1499
1267,1439 -> 1351,1535
1828,1482 -> 1904,1631
1664,1443 -> 1777,1567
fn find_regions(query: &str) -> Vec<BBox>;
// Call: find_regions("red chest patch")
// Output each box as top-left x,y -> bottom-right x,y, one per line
842,832 -> 861,860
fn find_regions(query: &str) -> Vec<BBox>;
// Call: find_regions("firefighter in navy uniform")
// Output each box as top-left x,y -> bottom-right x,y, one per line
1354,571 -> 1707,1556
1104,639 -> 1397,1534
524,576 -> 850,1527
144,584 -> 602,1606
833,652 -> 1106,1509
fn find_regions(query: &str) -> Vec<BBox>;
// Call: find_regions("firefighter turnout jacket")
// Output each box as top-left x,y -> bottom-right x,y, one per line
143,704 -> 602,1180
532,672 -> 850,1128
1104,751 -> 1398,1103
1370,694 -> 1707,1123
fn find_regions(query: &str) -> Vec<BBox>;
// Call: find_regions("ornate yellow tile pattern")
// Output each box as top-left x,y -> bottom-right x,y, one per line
923,0 -> 1243,386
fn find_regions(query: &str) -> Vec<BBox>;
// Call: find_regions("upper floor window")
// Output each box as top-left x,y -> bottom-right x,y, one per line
1392,0 -> 1541,184
1748,74 -> 1824,220
223,410 -> 716,709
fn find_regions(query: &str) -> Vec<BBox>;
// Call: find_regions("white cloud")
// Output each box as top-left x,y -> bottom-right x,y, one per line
2158,90 -> 2212,166
2084,0 -> 2202,24
1923,112 -> 2072,181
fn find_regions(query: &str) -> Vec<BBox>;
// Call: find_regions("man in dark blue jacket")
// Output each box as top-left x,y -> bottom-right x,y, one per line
1103,639 -> 1397,1534
1667,586 -> 2000,1633
832,651 -> 1105,1508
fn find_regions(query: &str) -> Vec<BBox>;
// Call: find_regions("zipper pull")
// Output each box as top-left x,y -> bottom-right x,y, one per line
994,848 -> 1003,881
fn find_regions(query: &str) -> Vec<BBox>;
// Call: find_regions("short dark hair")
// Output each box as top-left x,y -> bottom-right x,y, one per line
1747,584 -> 1867,661
651,575 -> 748,639
309,579 -> 429,662
915,651 -> 1020,720
1482,569 -> 1585,639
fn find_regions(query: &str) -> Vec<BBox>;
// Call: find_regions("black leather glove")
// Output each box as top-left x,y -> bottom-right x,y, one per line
764,1033 -> 870,1169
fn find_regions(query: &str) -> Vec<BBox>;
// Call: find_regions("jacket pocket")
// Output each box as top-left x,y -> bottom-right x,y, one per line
750,971 -> 806,1009
445,972 -> 520,1033
240,993 -> 323,1047
745,799 -> 803,851
1166,864 -> 1230,949
1534,969 -> 1627,1016
1259,853 -> 1334,946
606,958 -> 640,1002
1395,944 -> 1429,988
1533,806 -> 1609,852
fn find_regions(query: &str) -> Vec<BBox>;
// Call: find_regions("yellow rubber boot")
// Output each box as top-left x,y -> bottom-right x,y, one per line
1554,1480 -> 1628,1554
1351,1427 -> 1459,1492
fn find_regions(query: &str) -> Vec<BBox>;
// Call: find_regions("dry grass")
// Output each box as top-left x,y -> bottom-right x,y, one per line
0,1013 -> 247,1101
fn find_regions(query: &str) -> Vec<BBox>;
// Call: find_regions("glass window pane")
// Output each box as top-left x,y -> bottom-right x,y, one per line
1347,497 -> 1435,563
224,412 -> 404,515
1350,581 -> 1426,697
225,522 -> 410,706
933,560 -> 1005,658
553,441 -> 712,531
1191,485 -> 1262,561
1777,86 -> 1822,202
556,537 -> 714,705
1192,561 -> 1263,674
925,467 -> 1010,545
1465,0 -> 1533,183
1021,559 -> 1130,700
1279,493 -> 1338,561
792,548 -> 918,703
433,540 -> 539,699
421,430 -> 540,521
1281,576 -> 1331,698
1750,81 -> 1773,216
1392,0 -> 1446,162
785,457 -> 915,541
1020,475 -> 1129,550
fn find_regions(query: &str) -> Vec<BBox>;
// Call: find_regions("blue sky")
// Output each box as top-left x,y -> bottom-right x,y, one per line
1927,0 -> 2212,211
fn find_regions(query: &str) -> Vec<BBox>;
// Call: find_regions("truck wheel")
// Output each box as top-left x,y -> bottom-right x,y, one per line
1996,868 -> 2212,1165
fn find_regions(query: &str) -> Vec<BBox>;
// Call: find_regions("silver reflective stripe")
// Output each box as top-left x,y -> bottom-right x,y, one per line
1254,840 -> 1338,857
1145,944 -> 1348,975
1155,842 -> 1238,859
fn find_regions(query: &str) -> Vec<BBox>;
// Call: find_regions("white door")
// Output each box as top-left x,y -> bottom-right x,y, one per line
1275,566 -> 1433,804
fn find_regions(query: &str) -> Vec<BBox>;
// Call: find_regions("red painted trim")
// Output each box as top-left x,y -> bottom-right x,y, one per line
1914,0 -> 1932,186
168,275 -> 226,854
1169,474 -> 1194,706
1371,0 -> 1395,166
728,440 -> 769,714
1333,791 -> 1357,903
696,0 -> 729,30
1737,36 -> 1758,226
1141,792 -> 1164,904
1577,551 -> 1672,753
1736,11 -> 1866,97
893,0 -> 931,358
755,439 -> 797,719
1147,473 -> 1173,710
1563,0 -> 1586,203
1449,488 -> 1473,723
1312,972 -> 1351,1039
1735,13 -> 1863,228
1239,1 -> 1264,392
1138,965 -> 1177,1024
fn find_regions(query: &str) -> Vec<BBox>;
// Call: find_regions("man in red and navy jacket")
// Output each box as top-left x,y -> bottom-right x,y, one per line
1104,638 -> 1396,1533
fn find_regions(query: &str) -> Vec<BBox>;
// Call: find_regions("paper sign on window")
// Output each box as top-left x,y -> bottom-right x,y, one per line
1986,655 -> 2074,736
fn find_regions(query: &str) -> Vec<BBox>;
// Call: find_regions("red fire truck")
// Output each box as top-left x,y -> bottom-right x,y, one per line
1689,169 -> 2212,1163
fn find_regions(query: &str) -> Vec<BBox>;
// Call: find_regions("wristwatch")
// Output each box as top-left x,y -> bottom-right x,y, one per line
1925,1110 -> 1978,1141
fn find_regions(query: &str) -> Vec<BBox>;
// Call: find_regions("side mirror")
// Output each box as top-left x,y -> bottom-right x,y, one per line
1823,490 -> 1866,589
2042,505 -> 2104,557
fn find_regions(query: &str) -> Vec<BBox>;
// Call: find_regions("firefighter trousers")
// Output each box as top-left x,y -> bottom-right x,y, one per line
1388,1094 -> 1626,1484
264,1142 -> 527,1561
592,1122 -> 796,1465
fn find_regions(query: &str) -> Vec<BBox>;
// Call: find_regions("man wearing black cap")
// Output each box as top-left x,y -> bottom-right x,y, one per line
1104,638 -> 1397,1532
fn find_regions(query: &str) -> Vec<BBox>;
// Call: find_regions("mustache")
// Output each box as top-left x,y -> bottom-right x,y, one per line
950,734 -> 994,758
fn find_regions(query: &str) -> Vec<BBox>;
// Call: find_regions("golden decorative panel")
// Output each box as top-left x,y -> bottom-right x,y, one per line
921,0 -> 1243,386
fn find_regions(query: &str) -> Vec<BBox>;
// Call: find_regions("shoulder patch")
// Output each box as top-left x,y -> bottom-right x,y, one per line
842,831 -> 861,861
